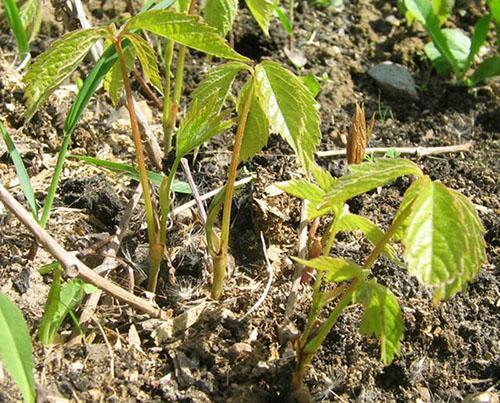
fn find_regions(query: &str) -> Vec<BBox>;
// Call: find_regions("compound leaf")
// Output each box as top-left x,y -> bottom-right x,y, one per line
204,0 -> 238,36
355,279 -> 405,365
123,32 -> 163,93
320,158 -> 422,208
0,292 -> 36,403
23,27 -> 109,120
401,180 -> 486,302
244,0 -> 274,35
124,9 -> 249,62
238,79 -> 270,161
255,60 -> 320,172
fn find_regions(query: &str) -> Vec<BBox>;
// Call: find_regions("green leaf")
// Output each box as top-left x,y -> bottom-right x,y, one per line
464,14 -> 491,74
424,28 -> 470,75
300,73 -> 321,98
39,267 -> 62,344
488,0 -> 500,23
2,0 -> 29,56
292,256 -> 365,282
274,4 -> 292,34
103,45 -> 135,106
23,27 -> 109,120
123,32 -> 163,93
401,180 -> 486,301
355,279 -> 405,365
255,61 -> 321,172
470,56 -> 500,85
204,0 -> 238,36
424,41 -> 453,75
244,0 -> 274,35
311,163 -> 335,191
176,96 -> 234,158
320,159 -> 422,208
338,213 -> 401,265
238,79 -> 270,161
0,121 -> 38,219
190,62 -> 247,113
405,0 -> 460,75
69,155 -> 191,193
431,0 -> 454,24
19,0 -> 42,42
0,293 -> 36,403
124,9 -> 249,62
276,179 -> 325,202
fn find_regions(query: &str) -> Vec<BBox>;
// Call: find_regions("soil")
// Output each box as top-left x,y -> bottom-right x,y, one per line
0,0 -> 499,402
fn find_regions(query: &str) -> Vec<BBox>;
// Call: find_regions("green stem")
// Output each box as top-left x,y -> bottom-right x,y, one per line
162,40 -> 174,156
211,77 -> 255,300
115,37 -> 158,265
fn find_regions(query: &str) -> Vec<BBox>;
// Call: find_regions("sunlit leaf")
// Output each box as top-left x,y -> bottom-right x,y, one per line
255,61 -> 320,172
470,56 -> 500,85
244,0 -> 274,35
23,27 -> 109,120
124,9 -> 249,61
103,46 -> 135,106
355,279 -> 405,365
19,0 -> 42,42
0,292 -> 36,403
204,0 -> 238,36
292,256 -> 365,282
2,0 -> 29,56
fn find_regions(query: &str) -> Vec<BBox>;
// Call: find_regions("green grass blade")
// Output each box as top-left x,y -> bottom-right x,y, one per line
0,292 -> 36,403
69,155 -> 192,194
2,0 -> 29,56
38,267 -> 62,344
0,121 -> 38,219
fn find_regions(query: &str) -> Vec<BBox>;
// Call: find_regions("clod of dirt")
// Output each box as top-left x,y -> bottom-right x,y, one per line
60,174 -> 124,230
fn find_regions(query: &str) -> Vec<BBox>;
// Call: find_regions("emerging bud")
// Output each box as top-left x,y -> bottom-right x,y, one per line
346,103 -> 375,164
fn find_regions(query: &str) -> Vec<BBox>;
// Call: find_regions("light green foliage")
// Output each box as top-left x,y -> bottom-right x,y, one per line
190,62 -> 247,113
300,73 -> 322,98
401,180 -> 486,302
0,293 -> 36,403
355,279 -> 405,364
103,45 -> 135,106
0,121 -> 38,219
176,97 -> 234,158
244,0 -> 274,35
470,56 -> 500,86
292,256 -> 365,282
431,0 -> 454,24
204,0 -> 238,36
123,32 -> 163,93
19,0 -> 42,42
238,79 -> 270,161
255,61 -> 320,172
320,159 -> 423,208
2,0 -> 29,56
487,0 -> 500,22
276,179 -> 325,203
274,3 -> 292,34
424,28 -> 470,75
23,27 -> 109,120
124,9 -> 249,61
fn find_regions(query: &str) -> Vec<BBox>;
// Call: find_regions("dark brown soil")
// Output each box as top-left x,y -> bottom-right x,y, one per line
0,0 -> 498,402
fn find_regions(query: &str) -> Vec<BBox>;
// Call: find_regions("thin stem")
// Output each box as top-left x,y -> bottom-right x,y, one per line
211,77 -> 255,300
115,38 -> 157,248
162,40 -> 174,156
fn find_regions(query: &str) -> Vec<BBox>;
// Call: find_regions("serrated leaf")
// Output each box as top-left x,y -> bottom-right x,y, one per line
470,56 -> 500,85
244,0 -> 274,35
124,9 -> 249,62
320,159 -> 422,208
255,61 -> 320,172
311,163 -> 335,191
238,79 -> 270,161
190,62 -> 247,113
0,292 -> 36,403
355,279 -> 405,365
292,256 -> 365,282
103,45 -> 135,106
123,32 -> 163,93
19,0 -> 42,42
23,27 -> 109,120
0,121 -> 38,219
176,95 -> 234,158
338,213 -> 401,265
402,181 -> 486,301
204,0 -> 238,36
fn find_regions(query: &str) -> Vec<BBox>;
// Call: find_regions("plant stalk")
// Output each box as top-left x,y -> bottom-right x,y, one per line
162,39 -> 175,156
211,78 -> 255,300
115,37 -> 160,285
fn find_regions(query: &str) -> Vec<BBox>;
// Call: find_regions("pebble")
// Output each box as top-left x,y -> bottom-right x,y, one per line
368,61 -> 419,101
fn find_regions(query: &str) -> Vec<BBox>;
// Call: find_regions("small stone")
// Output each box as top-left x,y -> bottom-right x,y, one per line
229,342 -> 252,359
368,61 -> 418,101
464,392 -> 499,403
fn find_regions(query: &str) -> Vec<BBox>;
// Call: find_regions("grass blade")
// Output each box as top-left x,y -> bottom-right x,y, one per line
0,121 -> 38,219
2,0 -> 29,57
0,292 -> 36,403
